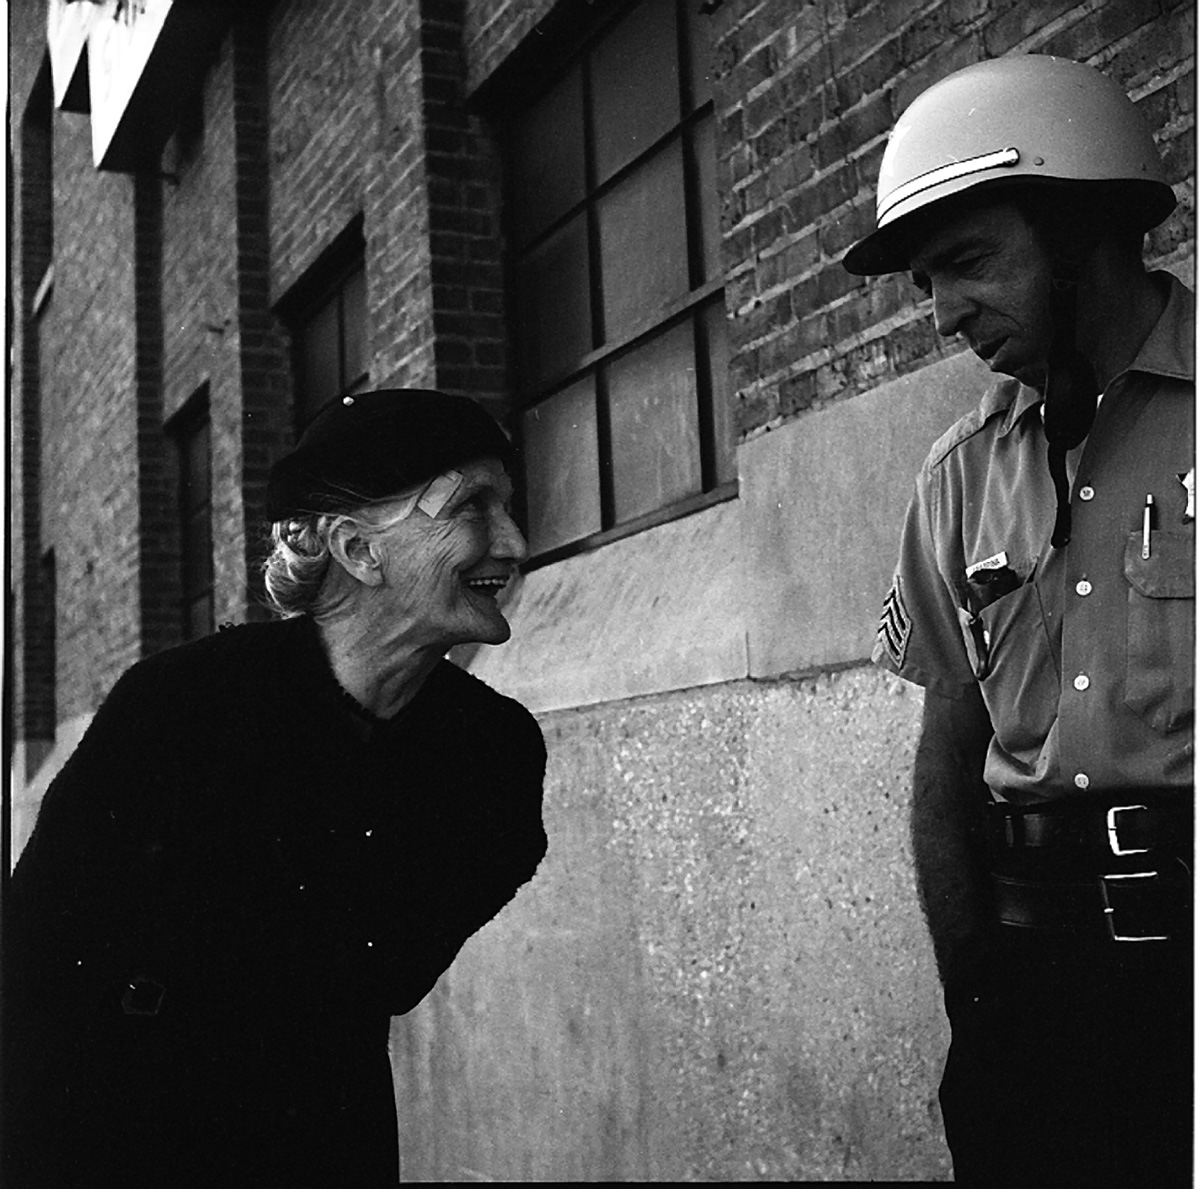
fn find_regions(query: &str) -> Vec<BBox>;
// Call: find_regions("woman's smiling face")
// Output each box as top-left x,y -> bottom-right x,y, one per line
370,457 -> 527,651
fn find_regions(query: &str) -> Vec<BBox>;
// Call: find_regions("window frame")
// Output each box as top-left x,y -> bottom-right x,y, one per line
502,0 -> 735,569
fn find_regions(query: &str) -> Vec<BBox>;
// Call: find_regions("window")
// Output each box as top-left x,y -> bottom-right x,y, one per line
172,395 -> 214,640
20,64 -> 57,769
288,221 -> 369,431
37,548 -> 57,750
506,0 -> 733,560
24,75 -> 54,319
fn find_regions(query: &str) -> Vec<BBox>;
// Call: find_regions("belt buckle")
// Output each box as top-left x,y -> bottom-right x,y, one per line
1099,871 -> 1170,942
1106,804 -> 1150,856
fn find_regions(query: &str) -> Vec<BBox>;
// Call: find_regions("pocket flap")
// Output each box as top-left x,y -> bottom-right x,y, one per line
1125,530 -> 1194,599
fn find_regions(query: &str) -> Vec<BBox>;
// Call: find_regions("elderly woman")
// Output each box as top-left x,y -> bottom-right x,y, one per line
4,390 -> 547,1186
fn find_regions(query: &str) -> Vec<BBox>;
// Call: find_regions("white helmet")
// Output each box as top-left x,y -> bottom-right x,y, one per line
843,54 -> 1175,275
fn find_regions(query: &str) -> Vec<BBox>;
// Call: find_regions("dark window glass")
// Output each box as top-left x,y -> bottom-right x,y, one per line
296,258 -> 367,430
510,67 -> 585,248
703,298 -> 736,487
187,594 -> 214,643
591,0 -> 679,184
39,548 -> 57,743
694,114 -> 721,283
341,265 -> 368,390
506,0 -> 733,560
515,214 -> 593,388
175,401 -> 213,639
685,0 -> 714,111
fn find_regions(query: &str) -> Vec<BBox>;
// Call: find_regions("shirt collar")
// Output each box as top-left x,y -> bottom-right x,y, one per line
996,271 -> 1194,438
1124,271 -> 1194,384
996,379 -> 1042,438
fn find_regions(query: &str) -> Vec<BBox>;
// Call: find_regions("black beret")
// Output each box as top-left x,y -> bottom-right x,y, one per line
266,388 -> 514,521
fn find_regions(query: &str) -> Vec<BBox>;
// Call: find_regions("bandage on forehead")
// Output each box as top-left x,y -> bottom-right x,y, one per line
415,469 -> 463,518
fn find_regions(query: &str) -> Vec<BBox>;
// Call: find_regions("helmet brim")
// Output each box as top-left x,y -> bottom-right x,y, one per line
842,221 -> 915,276
842,176 -> 1177,277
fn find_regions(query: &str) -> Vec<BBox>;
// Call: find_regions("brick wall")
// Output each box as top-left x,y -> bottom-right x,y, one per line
463,0 -> 557,93
230,12 -> 294,616
133,170 -> 180,660
159,35 -> 240,639
711,0 -> 1196,442
41,112 -> 143,720
420,0 -> 509,416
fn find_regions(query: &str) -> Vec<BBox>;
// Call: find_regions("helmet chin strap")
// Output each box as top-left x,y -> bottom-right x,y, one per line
1042,265 -> 1100,549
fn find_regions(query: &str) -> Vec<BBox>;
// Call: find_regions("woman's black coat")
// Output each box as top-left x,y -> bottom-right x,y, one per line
2,615 -> 547,1186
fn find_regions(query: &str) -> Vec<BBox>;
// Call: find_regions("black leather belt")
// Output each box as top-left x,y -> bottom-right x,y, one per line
987,795 -> 1192,857
986,793 -> 1193,942
992,868 -> 1191,942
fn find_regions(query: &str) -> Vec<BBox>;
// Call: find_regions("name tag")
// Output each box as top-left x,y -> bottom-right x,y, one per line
966,550 -> 1009,580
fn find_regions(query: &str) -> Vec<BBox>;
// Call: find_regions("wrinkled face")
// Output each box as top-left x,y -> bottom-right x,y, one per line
909,201 -> 1055,388
372,457 -> 527,650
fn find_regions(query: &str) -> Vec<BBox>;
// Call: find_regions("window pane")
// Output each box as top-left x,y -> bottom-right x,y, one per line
341,265 -> 367,389
694,114 -> 721,284
607,320 -> 701,523
597,139 -> 688,343
183,508 -> 213,593
510,67 -> 585,247
515,213 -> 593,387
187,593 -> 214,640
591,0 -> 679,184
302,295 -> 341,417
703,299 -> 736,486
522,377 -> 602,553
183,419 -> 211,509
685,2 -> 714,110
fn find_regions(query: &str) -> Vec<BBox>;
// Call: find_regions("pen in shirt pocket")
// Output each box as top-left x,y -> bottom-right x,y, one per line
1142,494 -> 1154,559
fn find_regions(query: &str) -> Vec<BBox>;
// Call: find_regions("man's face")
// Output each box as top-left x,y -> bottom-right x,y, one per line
908,201 -> 1055,388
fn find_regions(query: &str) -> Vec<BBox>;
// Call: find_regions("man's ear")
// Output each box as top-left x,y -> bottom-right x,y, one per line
328,519 -> 384,587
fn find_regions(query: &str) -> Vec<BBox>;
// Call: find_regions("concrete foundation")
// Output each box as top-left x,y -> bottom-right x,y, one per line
391,668 -> 950,1182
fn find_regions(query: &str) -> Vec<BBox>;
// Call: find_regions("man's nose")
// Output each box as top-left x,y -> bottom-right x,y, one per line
932,282 -> 973,338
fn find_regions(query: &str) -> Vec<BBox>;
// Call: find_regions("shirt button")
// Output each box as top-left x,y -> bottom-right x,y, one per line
1073,674 -> 1090,691
1075,580 -> 1092,596
1079,486 -> 1095,501
1074,772 -> 1090,790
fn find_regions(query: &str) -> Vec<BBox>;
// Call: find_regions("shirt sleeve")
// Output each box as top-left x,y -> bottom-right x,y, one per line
872,462 -> 978,699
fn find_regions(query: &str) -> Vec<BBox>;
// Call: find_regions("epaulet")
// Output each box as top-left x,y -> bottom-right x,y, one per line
925,377 -> 1025,471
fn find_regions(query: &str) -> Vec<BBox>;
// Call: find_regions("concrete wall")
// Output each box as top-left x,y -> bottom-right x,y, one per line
394,668 -> 945,1181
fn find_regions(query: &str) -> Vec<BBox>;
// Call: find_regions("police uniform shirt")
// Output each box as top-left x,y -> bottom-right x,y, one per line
874,273 -> 1194,803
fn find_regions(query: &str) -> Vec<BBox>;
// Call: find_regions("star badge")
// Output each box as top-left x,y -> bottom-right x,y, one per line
1177,467 -> 1195,522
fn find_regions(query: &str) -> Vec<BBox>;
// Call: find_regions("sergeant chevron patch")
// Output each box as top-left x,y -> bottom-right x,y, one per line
876,577 -> 912,669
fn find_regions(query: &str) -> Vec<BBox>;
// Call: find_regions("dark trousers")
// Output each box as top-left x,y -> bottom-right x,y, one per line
939,929 -> 1192,1186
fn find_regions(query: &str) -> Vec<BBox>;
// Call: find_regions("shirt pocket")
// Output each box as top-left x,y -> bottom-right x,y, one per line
955,559 -> 1039,681
1124,530 -> 1194,733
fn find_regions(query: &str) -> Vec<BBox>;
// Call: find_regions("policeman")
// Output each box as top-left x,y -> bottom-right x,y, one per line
844,56 -> 1193,1186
